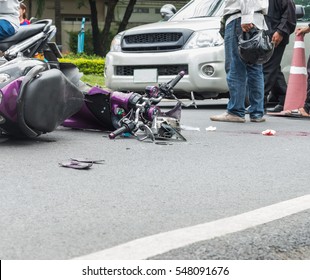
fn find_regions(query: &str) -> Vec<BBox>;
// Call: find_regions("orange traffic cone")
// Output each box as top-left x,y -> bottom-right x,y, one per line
283,34 -> 307,111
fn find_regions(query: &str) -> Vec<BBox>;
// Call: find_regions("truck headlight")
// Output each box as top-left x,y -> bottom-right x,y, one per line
109,33 -> 123,52
184,30 -> 224,49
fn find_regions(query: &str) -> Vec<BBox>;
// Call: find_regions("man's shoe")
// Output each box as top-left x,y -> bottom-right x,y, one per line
267,104 -> 284,113
210,112 -> 246,123
250,117 -> 266,123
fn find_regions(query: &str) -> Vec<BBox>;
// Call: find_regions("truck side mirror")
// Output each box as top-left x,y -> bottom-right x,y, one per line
295,5 -> 305,19
160,4 -> 177,21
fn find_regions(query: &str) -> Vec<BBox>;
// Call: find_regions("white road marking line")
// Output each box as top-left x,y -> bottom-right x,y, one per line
74,194 -> 310,260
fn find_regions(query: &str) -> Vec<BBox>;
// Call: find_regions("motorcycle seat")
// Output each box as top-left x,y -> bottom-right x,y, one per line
19,68 -> 84,134
0,23 -> 47,52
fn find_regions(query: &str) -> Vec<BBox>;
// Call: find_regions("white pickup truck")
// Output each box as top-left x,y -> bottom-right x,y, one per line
105,0 -> 310,100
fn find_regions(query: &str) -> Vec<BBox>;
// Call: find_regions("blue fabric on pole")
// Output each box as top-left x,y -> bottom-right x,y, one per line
0,19 -> 15,40
77,17 -> 85,53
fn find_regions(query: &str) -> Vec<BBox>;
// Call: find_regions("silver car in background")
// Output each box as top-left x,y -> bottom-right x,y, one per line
105,0 -> 309,100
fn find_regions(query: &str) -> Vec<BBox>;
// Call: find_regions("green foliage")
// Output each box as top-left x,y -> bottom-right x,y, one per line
35,0 -> 45,18
77,0 -> 87,9
67,28 -> 117,57
62,53 -> 102,60
67,30 -> 95,54
81,74 -> 105,87
60,54 -> 105,75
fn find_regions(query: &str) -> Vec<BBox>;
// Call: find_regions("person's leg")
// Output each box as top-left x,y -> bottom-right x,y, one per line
0,20 -> 15,40
210,18 -> 246,122
263,43 -> 286,111
266,69 -> 287,112
247,63 -> 265,120
225,18 -> 247,118
303,55 -> 310,114
272,69 -> 287,106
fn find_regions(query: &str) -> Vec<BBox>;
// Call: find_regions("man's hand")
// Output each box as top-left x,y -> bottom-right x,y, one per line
272,31 -> 283,47
241,23 -> 254,32
295,26 -> 310,37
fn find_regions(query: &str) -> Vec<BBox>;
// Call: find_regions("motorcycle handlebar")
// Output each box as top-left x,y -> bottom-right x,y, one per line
109,71 -> 185,140
159,70 -> 185,97
167,70 -> 185,89
108,125 -> 129,139
108,119 -> 137,139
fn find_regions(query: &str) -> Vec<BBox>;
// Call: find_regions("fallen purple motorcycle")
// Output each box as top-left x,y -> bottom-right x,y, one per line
0,55 -> 186,141
62,71 -> 187,142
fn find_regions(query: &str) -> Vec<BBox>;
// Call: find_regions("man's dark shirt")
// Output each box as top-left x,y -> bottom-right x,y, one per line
265,0 -> 297,45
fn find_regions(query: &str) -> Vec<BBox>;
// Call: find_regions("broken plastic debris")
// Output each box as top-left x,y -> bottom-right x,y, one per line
59,160 -> 93,169
262,129 -> 276,136
206,126 -> 217,131
59,157 -> 105,169
155,141 -> 173,145
70,158 -> 104,164
180,124 -> 200,131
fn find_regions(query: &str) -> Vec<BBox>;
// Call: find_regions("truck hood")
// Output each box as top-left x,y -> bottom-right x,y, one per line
123,17 -> 221,35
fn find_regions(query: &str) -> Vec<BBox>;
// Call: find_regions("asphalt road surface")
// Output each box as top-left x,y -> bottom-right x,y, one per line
1,100 -> 310,260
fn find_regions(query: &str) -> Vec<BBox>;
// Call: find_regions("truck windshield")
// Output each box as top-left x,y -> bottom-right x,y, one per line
171,0 -> 225,21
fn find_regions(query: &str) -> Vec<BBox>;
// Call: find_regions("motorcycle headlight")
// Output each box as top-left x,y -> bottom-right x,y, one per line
110,33 -> 123,52
184,30 -> 224,49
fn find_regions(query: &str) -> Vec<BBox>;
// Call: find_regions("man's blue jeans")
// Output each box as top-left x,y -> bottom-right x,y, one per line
0,19 -> 15,41
225,18 -> 264,119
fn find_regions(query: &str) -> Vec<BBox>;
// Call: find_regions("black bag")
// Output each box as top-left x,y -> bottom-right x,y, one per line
238,28 -> 274,65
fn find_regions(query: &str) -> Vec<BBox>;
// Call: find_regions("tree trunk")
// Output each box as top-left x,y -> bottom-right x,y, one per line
89,0 -> 103,56
54,0 -> 62,46
117,0 -> 137,33
102,0 -> 119,56
35,0 -> 45,18
28,0 -> 32,18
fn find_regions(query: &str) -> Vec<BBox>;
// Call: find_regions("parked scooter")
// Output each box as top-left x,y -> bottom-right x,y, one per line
0,19 -> 61,64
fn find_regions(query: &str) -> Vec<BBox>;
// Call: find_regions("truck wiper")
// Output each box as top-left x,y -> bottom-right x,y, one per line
188,16 -> 208,19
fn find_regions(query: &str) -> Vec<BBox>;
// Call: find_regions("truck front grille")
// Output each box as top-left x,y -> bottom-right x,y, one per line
125,33 -> 182,44
116,65 -> 188,76
121,29 -> 193,52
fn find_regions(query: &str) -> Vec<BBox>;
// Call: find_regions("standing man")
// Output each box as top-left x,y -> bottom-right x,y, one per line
0,0 -> 20,40
210,0 -> 269,123
265,0 -> 297,112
